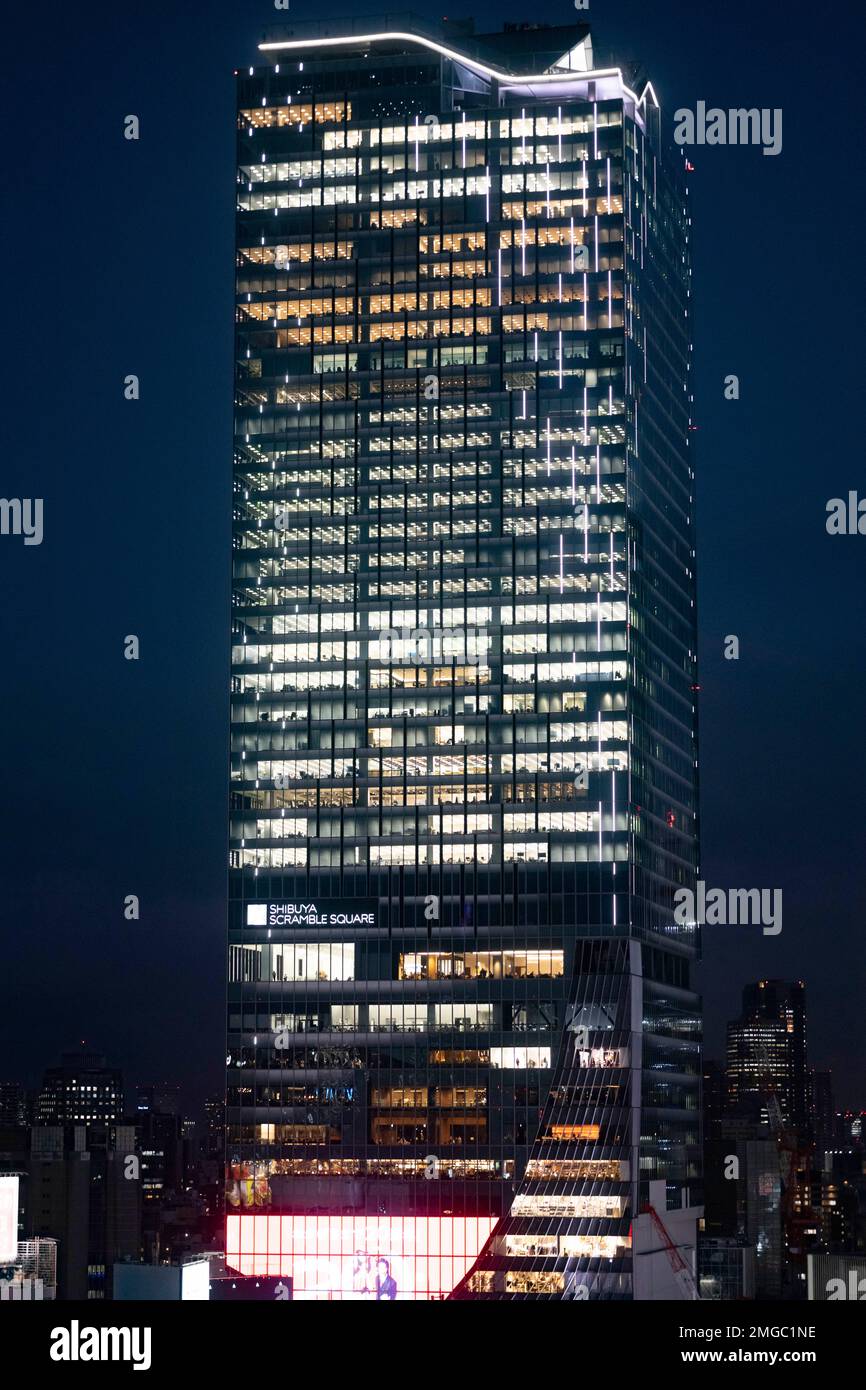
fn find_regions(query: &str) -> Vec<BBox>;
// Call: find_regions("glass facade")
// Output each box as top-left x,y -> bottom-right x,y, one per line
227,20 -> 701,1300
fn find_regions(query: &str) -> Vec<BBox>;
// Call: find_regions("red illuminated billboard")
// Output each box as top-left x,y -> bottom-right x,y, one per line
225,1214 -> 498,1300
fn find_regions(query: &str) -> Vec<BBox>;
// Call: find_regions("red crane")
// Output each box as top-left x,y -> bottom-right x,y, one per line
639,1203 -> 699,1300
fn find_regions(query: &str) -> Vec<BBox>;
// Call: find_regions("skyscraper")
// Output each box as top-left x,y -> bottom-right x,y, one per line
226,14 -> 701,1300
726,981 -> 809,1135
35,1052 -> 123,1127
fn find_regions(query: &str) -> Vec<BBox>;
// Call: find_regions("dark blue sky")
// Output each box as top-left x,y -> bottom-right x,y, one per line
0,0 -> 863,1113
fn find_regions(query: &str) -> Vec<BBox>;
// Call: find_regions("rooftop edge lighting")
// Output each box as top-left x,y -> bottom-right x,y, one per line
257,32 -> 658,111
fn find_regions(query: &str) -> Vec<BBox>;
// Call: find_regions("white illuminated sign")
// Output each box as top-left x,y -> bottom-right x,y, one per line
246,902 -> 375,928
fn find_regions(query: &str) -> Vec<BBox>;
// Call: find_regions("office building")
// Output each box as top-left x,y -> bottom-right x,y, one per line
730,981 -> 809,1134
227,14 -> 700,1299
35,1052 -> 123,1127
0,1082 -> 29,1128
29,1124 -> 141,1300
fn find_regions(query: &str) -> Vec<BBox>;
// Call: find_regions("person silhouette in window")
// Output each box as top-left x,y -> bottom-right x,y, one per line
375,1257 -> 397,1300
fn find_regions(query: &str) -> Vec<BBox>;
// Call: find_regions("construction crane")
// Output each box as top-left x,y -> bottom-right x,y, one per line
639,1202 -> 700,1300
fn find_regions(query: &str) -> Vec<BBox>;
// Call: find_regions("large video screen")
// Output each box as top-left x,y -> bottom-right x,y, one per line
0,1176 -> 18,1265
225,1214 -> 498,1300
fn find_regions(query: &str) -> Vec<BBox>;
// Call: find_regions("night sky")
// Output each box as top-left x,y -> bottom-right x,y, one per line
1,0 -> 863,1114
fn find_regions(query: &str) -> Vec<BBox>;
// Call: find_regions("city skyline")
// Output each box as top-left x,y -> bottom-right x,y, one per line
0,0 -> 864,1316
2,1 -> 862,1113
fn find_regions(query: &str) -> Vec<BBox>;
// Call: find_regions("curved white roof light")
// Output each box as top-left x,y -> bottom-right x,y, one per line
258,31 -> 659,112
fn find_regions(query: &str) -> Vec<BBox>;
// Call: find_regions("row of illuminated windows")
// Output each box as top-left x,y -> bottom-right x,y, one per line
510,1195 -> 624,1220
237,183 -> 622,215
370,1087 -> 487,1108
502,662 -> 627,685
241,283 -> 557,320
374,1005 -> 485,1032
235,840 -> 628,867
360,749 -> 623,776
237,507 -> 623,548
504,1232 -> 631,1258
236,454 -> 619,495
234,669 -> 360,694
239,241 -> 354,265
238,102 -> 350,129
232,949 -> 573,988
237,426 -> 627,459
269,1008 -> 358,1033
232,1019 -> 554,1068
424,1048 -> 552,1067
245,312 -> 627,350
366,408 -> 493,429
362,779 -> 589,806
241,162 -> 614,203
229,576 -> 608,622
241,139 -> 616,183
245,810 -> 609,840
310,112 -> 619,152
368,447 -> 494,464
524,1159 -> 626,1180
235,221 -> 600,273
235,249 -> 622,296
231,943 -> 356,982
399,951 -> 563,981
503,197 -> 624,222
468,1263 -> 622,1294
367,631 -> 490,663
236,614 -> 624,647
237,500 -> 619,542
233,641 -> 359,663
260,1158 -> 510,1178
